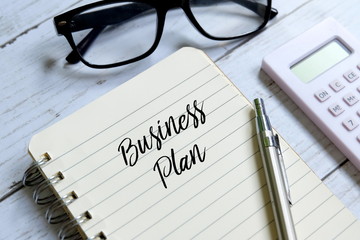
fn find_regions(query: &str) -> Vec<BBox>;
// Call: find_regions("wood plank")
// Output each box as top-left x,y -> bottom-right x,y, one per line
323,161 -> 360,220
0,0 -> 90,46
0,187 -> 58,239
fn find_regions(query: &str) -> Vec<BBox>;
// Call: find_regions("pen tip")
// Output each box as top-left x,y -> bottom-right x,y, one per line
288,193 -> 293,206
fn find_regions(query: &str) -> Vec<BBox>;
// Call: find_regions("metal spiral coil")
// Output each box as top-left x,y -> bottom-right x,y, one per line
23,153 -> 106,239
58,211 -> 92,240
45,191 -> 78,224
22,153 -> 50,186
33,171 -> 64,205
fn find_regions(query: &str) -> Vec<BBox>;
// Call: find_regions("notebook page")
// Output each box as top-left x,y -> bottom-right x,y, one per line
28,47 -> 360,239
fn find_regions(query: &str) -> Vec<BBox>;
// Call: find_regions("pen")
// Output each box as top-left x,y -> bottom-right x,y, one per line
254,98 -> 297,240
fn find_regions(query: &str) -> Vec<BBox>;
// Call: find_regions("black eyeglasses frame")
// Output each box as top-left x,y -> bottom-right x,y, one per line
54,0 -> 277,69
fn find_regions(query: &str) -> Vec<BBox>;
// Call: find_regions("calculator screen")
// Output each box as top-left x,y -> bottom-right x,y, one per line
291,39 -> 351,83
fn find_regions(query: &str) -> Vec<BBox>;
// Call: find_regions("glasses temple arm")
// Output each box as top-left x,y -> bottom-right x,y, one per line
66,26 -> 105,64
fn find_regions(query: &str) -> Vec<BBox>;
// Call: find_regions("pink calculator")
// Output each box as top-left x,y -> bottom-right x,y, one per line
262,18 -> 360,169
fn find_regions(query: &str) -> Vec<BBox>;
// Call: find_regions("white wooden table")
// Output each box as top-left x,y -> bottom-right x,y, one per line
1,0 -> 359,239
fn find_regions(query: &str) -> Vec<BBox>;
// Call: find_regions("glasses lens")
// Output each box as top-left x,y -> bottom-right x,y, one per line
189,0 -> 269,38
69,2 -> 157,66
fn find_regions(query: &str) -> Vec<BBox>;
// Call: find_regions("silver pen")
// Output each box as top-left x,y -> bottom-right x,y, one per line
254,98 -> 297,240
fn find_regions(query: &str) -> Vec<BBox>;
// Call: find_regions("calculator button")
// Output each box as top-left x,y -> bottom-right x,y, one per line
342,117 -> 359,131
357,135 -> 360,143
357,110 -> 360,117
328,103 -> 345,116
343,92 -> 359,106
343,69 -> 359,82
357,86 -> 360,93
329,79 -> 345,92
314,89 -> 331,102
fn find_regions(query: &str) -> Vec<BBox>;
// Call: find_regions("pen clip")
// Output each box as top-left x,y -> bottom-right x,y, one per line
274,134 -> 293,206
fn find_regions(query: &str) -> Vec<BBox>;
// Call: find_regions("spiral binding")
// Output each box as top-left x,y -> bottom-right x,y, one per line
22,153 -> 50,186
45,191 -> 78,224
33,171 -> 64,205
58,211 -> 92,240
23,153 -> 107,239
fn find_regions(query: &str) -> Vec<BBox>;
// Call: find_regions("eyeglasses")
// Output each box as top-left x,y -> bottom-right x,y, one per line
54,0 -> 277,69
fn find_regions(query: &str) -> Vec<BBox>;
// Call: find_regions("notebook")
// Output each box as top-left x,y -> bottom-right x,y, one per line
25,47 -> 360,240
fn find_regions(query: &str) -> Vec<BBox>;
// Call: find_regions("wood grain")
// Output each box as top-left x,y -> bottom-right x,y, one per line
0,0 -> 359,238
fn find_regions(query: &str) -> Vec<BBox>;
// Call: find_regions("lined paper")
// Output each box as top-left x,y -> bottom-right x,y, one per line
29,47 -> 360,239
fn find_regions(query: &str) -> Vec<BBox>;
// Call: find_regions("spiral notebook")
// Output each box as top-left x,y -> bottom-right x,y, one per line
25,47 -> 360,239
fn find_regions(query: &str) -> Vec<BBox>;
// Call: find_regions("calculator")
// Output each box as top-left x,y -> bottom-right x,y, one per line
262,18 -> 360,170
